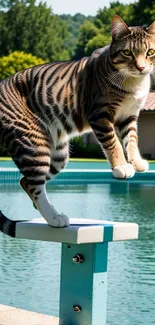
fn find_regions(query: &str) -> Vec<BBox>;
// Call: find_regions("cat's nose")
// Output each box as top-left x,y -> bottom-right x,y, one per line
138,66 -> 145,72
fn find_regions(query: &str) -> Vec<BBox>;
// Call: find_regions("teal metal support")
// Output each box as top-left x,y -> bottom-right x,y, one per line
59,242 -> 108,325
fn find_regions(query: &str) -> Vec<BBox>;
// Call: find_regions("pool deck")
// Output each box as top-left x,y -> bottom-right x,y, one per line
0,305 -> 59,325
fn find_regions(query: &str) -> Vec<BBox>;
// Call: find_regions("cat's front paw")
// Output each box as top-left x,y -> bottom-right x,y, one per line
48,214 -> 70,228
130,158 -> 149,172
112,163 -> 135,179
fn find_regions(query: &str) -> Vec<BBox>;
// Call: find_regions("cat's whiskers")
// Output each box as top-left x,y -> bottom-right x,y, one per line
104,71 -> 119,89
105,71 -> 127,93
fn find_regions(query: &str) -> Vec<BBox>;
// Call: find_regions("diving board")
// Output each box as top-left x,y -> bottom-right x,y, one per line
1,216 -> 139,325
12,217 -> 139,325
15,217 -> 138,243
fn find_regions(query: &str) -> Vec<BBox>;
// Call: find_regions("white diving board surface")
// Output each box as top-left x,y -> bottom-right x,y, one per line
15,218 -> 139,244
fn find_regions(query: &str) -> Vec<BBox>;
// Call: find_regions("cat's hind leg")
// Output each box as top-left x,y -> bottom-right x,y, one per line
20,177 -> 69,227
18,141 -> 70,227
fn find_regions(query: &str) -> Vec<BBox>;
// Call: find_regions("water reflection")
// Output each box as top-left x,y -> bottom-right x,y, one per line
0,183 -> 154,324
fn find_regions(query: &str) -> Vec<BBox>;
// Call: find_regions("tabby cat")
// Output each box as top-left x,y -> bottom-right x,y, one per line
0,15 -> 155,235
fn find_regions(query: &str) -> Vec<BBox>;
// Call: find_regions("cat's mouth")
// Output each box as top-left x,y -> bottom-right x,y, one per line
123,68 -> 152,78
130,71 -> 149,77
133,71 -> 150,77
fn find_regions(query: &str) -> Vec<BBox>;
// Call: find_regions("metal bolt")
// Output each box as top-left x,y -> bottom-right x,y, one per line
72,254 -> 84,264
73,305 -> 81,313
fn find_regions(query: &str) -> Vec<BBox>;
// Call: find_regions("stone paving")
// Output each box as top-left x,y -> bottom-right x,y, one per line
0,305 -> 59,325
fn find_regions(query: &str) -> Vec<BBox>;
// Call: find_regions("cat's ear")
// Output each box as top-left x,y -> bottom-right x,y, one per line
147,21 -> 155,34
112,15 -> 131,40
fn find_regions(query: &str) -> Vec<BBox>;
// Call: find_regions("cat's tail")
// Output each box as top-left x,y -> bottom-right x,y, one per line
0,210 -> 22,237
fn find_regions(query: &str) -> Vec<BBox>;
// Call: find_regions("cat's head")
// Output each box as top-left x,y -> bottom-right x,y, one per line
110,15 -> 155,77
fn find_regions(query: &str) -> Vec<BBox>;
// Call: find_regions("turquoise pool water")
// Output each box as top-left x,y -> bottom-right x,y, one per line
1,159 -> 155,170
0,179 -> 155,324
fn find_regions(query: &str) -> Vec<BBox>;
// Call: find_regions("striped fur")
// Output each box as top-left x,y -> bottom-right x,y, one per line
0,15 -> 155,234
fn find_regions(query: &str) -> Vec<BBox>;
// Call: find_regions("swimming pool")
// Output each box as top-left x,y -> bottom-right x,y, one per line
0,160 -> 155,325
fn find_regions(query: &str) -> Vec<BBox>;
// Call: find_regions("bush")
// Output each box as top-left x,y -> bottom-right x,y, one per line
70,137 -> 105,159
0,51 -> 46,80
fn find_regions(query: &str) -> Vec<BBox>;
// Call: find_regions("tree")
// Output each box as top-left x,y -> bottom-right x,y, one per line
95,2 -> 134,33
0,0 -> 36,9
74,21 -> 99,59
131,0 -> 155,26
74,1 -> 134,59
60,13 -> 94,58
0,0 -> 70,61
85,34 -> 111,56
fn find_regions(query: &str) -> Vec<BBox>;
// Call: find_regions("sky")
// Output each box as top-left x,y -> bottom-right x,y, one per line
40,0 -> 136,16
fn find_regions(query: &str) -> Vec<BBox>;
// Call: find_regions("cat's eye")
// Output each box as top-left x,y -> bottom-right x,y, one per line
147,49 -> 155,57
122,50 -> 132,57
